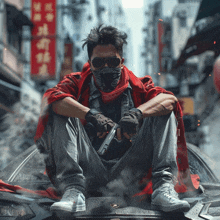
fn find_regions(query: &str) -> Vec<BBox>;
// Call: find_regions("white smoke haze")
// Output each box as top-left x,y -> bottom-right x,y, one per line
197,99 -> 220,179
0,102 -> 39,170
99,168 -> 147,208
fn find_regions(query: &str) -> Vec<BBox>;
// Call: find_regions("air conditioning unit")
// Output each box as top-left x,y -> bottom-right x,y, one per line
177,10 -> 187,18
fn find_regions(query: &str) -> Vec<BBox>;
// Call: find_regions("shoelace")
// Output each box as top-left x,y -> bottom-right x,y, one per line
161,186 -> 178,202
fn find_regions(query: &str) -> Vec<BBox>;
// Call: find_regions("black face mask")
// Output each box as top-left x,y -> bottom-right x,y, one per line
92,67 -> 121,92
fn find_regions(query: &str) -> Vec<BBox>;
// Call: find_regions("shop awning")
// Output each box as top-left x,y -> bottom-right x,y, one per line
0,62 -> 21,85
174,0 -> 220,69
195,0 -> 220,21
175,19 -> 220,68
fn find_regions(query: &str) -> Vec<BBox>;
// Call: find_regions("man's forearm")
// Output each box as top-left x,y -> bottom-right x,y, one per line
137,93 -> 178,118
52,97 -> 90,119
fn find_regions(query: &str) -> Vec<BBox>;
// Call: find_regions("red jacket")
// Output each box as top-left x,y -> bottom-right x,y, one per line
35,62 -> 199,195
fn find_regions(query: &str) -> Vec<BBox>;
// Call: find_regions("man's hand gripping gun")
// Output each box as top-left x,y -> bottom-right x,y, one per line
97,124 -> 118,156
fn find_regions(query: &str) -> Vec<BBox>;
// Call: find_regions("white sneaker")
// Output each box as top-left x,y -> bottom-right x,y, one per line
50,188 -> 86,213
151,183 -> 190,212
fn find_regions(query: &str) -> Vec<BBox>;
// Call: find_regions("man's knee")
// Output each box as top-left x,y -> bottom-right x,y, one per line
152,112 -> 177,129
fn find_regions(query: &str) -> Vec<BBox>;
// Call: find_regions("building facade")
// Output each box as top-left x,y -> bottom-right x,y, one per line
95,0 -> 132,69
0,0 -> 33,119
141,0 -> 216,145
141,0 -> 164,83
154,0 -> 220,155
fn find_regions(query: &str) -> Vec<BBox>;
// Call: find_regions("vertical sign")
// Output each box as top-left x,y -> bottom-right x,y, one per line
157,21 -> 165,72
31,0 -> 56,81
179,97 -> 194,116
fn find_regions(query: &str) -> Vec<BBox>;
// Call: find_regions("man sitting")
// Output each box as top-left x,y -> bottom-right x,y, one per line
35,25 -> 194,214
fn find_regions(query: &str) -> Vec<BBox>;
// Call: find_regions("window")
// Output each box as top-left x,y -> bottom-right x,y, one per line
7,28 -> 22,53
6,4 -> 33,53
177,10 -> 187,28
179,17 -> 187,27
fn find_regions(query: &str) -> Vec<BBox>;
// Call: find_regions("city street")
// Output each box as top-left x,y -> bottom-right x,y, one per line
0,0 -> 220,219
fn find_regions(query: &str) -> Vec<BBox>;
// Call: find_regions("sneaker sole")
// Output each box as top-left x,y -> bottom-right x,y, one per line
50,204 -> 86,213
151,203 -> 190,212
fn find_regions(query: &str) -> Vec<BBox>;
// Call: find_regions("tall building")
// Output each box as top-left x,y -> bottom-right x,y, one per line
172,1 -> 200,61
141,0 -> 163,84
141,0 -> 205,142
66,0 -> 99,73
94,0 -> 132,70
0,0 -> 40,169
0,0 -> 34,119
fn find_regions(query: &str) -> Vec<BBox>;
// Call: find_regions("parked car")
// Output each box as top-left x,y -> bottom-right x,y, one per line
0,143 -> 220,220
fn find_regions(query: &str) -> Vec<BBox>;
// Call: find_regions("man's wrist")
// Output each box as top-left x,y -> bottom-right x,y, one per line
129,108 -> 143,120
85,108 -> 101,122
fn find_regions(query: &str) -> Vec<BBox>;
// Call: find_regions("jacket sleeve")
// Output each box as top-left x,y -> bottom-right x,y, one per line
34,73 -> 80,142
45,74 -> 79,104
39,73 -> 80,117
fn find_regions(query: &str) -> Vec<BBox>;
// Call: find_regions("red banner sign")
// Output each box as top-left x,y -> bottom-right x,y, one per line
31,0 -> 56,81
157,21 -> 165,72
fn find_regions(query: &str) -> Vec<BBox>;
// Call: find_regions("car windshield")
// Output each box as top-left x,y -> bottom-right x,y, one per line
0,145 -> 51,190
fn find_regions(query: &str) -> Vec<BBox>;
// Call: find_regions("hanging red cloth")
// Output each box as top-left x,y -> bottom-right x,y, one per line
0,179 -> 60,199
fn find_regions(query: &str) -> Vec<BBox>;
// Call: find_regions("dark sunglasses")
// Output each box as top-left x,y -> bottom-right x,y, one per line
91,57 -> 121,68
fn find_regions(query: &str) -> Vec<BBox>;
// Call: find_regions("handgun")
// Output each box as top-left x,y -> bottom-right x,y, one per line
97,124 -> 118,156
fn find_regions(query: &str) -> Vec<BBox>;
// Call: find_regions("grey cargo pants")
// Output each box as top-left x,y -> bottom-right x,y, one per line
37,112 -> 178,196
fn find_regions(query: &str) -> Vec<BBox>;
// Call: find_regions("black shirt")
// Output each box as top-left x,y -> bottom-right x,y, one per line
86,79 -> 134,162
